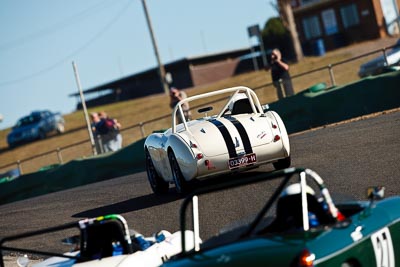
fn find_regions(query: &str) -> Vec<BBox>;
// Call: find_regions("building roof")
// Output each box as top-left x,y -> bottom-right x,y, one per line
69,47 -> 251,97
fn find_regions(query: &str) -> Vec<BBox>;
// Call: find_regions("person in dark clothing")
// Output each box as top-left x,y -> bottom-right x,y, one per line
266,48 -> 294,100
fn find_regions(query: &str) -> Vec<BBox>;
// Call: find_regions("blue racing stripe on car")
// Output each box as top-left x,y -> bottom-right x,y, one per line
225,116 -> 253,155
209,119 -> 237,158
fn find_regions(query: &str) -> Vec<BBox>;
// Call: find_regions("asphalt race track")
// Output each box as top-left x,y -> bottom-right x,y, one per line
0,110 -> 399,255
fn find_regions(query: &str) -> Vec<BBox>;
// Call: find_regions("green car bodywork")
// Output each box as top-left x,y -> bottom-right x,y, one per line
162,168 -> 400,267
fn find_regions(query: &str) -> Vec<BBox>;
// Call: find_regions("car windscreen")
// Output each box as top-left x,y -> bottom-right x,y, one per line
16,114 -> 41,127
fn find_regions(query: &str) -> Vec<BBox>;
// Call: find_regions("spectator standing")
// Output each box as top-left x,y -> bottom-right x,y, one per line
90,111 -> 122,153
266,48 -> 294,100
169,87 -> 191,123
98,111 -> 123,152
90,112 -> 104,154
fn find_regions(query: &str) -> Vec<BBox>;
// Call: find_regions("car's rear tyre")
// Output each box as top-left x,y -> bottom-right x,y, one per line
273,156 -> 291,170
168,151 -> 191,194
145,149 -> 169,195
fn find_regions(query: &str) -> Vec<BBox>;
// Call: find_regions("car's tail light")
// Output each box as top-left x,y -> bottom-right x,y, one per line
196,153 -> 203,160
336,210 -> 346,221
272,123 -> 277,129
274,135 -> 281,142
299,248 -> 315,267
190,142 -> 198,148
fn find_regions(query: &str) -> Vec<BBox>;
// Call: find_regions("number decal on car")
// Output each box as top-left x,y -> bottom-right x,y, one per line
371,227 -> 395,267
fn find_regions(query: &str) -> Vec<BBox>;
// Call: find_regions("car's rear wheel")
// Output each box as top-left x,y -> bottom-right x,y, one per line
145,149 -> 169,194
168,151 -> 191,194
273,156 -> 291,170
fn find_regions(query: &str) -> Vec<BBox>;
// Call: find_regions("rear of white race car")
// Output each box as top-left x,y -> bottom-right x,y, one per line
176,111 -> 290,181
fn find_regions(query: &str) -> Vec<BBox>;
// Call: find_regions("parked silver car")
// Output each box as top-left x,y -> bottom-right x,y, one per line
358,39 -> 400,77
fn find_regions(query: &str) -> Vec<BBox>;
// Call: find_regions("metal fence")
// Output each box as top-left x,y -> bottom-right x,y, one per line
0,43 -> 397,176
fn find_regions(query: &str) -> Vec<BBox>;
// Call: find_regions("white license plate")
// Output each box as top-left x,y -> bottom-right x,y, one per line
228,153 -> 257,169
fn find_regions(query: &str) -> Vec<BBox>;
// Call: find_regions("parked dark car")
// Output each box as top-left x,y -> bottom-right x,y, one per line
7,110 -> 65,148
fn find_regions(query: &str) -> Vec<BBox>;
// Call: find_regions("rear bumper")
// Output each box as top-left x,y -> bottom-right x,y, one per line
194,142 -> 287,180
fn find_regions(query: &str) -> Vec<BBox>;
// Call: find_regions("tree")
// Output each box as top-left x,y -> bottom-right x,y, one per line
262,17 -> 293,60
275,0 -> 303,62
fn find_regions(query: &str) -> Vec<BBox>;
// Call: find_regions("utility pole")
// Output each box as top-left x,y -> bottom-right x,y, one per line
72,61 -> 97,156
141,0 -> 170,95
248,24 -> 267,69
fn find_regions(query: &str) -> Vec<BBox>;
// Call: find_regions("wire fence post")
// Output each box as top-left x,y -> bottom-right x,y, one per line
17,160 -> 23,175
56,148 -> 63,164
328,64 -> 336,87
383,47 -> 388,66
278,79 -> 285,99
139,122 -> 146,138
97,135 -> 104,154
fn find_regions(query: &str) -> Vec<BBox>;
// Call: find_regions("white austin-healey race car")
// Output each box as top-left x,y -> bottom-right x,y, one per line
144,86 -> 291,194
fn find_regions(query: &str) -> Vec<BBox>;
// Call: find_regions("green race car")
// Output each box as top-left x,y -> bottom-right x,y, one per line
162,168 -> 400,267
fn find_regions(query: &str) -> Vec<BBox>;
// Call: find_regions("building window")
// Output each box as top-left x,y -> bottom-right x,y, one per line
302,15 -> 322,40
340,4 -> 360,28
322,9 -> 338,35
